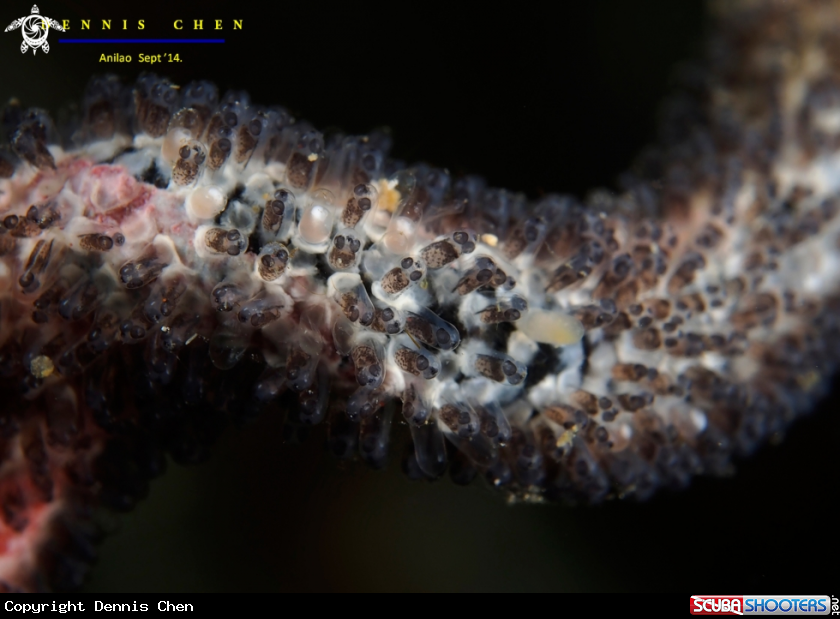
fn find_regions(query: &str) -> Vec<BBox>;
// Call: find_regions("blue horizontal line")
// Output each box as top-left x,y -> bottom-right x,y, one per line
58,38 -> 225,43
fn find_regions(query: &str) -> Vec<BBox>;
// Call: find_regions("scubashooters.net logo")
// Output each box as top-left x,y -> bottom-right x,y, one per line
4,5 -> 64,55
690,595 -> 835,615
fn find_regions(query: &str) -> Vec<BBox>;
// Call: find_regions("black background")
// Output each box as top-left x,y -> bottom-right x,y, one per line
1,0 -> 837,593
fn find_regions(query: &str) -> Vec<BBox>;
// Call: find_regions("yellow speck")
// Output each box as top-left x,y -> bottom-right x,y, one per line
557,429 -> 577,448
376,178 -> 401,214
518,308 -> 585,347
481,234 -> 499,247
307,153 -> 318,162
30,355 -> 54,379
796,370 -> 821,392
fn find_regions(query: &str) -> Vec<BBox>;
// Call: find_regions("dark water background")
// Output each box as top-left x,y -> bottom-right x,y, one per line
0,0 -> 836,592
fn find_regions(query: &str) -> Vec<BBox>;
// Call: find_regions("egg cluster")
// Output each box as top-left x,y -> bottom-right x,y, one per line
0,0 -> 840,592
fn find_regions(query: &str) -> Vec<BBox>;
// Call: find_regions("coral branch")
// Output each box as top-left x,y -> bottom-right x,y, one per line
0,0 -> 838,591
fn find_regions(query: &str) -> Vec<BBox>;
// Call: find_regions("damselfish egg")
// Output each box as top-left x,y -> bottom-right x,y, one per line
161,127 -> 193,164
297,191 -> 335,250
186,185 -> 227,221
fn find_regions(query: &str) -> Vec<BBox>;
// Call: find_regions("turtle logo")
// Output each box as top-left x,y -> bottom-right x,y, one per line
4,5 -> 64,55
